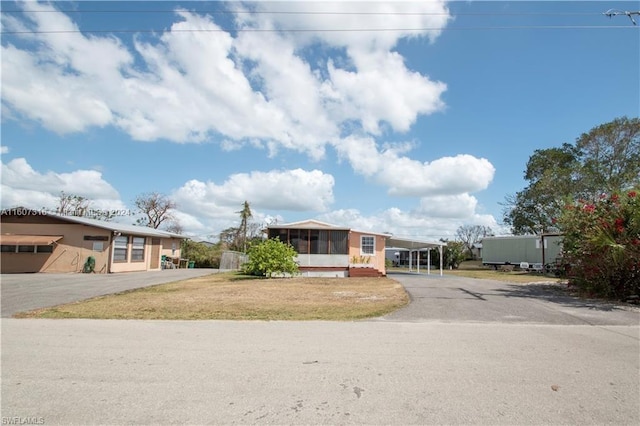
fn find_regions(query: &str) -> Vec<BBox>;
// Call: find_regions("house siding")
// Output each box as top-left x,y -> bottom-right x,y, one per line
348,231 -> 386,275
1,212 -> 183,273
0,221 -> 111,273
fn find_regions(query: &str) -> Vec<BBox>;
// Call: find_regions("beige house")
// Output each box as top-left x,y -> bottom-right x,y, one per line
266,219 -> 389,277
0,208 -> 185,274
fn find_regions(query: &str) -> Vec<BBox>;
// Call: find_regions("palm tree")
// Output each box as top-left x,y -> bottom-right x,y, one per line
237,201 -> 253,253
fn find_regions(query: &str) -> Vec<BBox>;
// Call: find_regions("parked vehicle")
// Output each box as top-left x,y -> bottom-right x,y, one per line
481,234 -> 563,272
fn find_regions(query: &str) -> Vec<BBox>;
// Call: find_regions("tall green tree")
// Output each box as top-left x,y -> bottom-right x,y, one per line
504,117 -> 640,234
576,116 -> 640,196
503,144 -> 580,234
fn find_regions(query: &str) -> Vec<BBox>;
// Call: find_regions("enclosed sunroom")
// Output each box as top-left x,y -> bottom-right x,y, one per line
266,220 -> 388,277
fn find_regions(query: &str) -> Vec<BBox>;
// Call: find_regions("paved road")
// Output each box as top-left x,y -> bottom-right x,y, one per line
1,269 -> 218,317
1,272 -> 639,425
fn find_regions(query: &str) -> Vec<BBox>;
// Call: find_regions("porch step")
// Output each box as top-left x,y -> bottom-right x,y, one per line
348,267 -> 384,278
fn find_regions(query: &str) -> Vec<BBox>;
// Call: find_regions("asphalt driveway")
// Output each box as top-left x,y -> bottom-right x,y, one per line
381,272 -> 640,326
0,269 -> 217,317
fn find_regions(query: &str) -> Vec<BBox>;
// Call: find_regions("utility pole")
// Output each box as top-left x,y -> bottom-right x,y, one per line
604,9 -> 640,25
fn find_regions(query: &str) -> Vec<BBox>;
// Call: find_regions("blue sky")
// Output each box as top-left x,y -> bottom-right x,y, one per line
1,1 -> 638,241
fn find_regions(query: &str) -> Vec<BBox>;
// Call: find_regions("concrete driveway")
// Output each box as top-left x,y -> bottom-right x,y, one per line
1,269 -> 217,317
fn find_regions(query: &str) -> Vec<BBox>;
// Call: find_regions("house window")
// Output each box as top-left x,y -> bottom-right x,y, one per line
131,237 -> 145,262
1,245 -> 53,253
361,236 -> 375,256
113,235 -> 129,262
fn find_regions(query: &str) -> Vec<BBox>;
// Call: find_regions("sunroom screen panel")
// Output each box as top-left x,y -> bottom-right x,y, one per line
330,230 -> 348,255
316,230 -> 329,254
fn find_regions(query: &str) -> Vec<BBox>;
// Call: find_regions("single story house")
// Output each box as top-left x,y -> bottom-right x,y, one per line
1,207 -> 185,274
266,219 -> 389,277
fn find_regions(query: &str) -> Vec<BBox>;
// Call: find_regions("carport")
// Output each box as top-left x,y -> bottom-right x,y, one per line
386,237 -> 445,276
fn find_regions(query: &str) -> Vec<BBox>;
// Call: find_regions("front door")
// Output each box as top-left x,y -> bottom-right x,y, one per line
150,238 -> 161,269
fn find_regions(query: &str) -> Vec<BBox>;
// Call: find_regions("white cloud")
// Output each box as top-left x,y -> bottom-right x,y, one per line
0,158 -> 124,211
327,51 -> 447,134
1,44 -> 114,133
319,204 -> 501,241
244,0 -> 451,51
1,1 -> 130,133
0,146 -> 9,154
382,154 -> 496,196
173,169 -> 335,217
1,158 -> 119,200
416,194 -> 479,219
168,168 -> 335,238
0,155 -> 500,241
2,2 -> 449,157
233,30 -> 337,159
334,136 -> 495,196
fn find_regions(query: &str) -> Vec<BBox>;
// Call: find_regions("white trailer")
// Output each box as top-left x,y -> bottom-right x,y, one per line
481,234 -> 563,270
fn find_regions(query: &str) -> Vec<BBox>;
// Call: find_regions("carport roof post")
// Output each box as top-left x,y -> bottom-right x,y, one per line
386,237 -> 445,276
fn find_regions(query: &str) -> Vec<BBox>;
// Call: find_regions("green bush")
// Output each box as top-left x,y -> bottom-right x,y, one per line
445,241 -> 467,269
242,238 -> 299,278
181,240 -> 222,268
558,188 -> 639,299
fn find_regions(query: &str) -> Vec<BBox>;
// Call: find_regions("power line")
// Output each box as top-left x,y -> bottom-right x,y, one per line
2,6 -> 636,35
2,26 -> 635,36
0,9 -> 607,16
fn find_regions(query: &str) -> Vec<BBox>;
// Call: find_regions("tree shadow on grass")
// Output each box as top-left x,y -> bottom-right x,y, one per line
493,283 -> 638,313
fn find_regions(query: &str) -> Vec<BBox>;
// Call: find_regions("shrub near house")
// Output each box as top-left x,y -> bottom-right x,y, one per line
558,189 -> 640,299
243,238 -> 299,278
